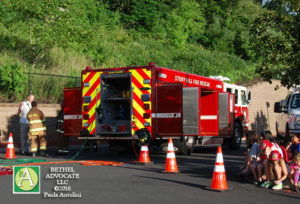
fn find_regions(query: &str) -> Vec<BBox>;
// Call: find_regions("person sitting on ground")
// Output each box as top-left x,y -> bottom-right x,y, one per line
289,152 -> 300,193
249,135 -> 265,185
267,150 -> 288,190
286,133 -> 300,162
240,132 -> 262,184
258,139 -> 273,187
240,132 -> 254,176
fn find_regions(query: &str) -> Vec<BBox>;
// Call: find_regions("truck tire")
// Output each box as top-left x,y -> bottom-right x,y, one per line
178,136 -> 195,155
229,122 -> 242,149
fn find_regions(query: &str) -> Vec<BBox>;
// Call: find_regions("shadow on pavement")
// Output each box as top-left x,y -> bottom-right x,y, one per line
136,175 -> 208,190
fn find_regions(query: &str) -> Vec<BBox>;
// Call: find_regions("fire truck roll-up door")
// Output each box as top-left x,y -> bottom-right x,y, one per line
155,83 -> 183,137
182,87 -> 200,135
64,87 -> 82,136
218,93 -> 235,136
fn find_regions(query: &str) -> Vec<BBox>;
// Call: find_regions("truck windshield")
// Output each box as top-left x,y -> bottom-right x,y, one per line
290,93 -> 300,109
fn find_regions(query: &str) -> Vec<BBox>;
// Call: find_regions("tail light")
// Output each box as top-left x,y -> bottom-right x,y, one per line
83,114 -> 89,120
141,94 -> 150,102
143,104 -> 150,110
83,105 -> 89,112
143,113 -> 150,119
83,96 -> 92,103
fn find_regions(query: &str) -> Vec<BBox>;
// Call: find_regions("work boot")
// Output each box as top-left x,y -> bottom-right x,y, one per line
40,151 -> 48,157
55,150 -> 68,155
32,152 -> 36,158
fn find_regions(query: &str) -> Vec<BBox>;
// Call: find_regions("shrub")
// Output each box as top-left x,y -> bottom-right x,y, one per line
0,60 -> 26,100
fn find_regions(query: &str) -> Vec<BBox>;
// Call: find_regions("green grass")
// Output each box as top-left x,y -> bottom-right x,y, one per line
0,26 -> 256,103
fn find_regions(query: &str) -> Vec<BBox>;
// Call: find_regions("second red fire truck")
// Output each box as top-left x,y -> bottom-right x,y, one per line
64,62 -> 251,155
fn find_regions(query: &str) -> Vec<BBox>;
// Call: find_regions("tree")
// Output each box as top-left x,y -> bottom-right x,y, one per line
251,0 -> 299,88
165,0 -> 206,47
1,0 -> 96,67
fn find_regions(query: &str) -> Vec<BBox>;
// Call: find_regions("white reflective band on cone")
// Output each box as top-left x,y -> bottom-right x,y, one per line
8,137 -> 13,143
7,144 -> 14,148
216,153 -> 224,163
141,146 -> 148,151
214,165 -> 225,173
167,152 -> 175,158
168,143 -> 174,151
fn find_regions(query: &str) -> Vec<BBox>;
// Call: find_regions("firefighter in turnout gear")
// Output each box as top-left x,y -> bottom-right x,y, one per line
56,102 -> 69,155
27,101 -> 48,157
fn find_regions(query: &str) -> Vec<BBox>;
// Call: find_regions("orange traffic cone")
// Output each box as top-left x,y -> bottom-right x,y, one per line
138,145 -> 152,165
210,146 -> 228,191
162,138 -> 179,173
6,133 -> 16,159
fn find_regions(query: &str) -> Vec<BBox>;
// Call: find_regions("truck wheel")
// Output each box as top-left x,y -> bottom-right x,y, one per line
230,123 -> 242,149
178,136 -> 195,155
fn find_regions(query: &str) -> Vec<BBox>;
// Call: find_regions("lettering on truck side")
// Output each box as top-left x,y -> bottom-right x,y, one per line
174,76 -> 210,87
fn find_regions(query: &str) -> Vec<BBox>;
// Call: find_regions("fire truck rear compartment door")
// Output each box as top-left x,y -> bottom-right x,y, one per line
97,73 -> 132,136
218,92 -> 229,135
155,83 -> 183,137
64,87 -> 82,136
183,87 -> 199,135
199,91 -> 218,136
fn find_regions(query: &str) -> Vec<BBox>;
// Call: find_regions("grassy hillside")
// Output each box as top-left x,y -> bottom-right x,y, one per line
0,0 -> 262,102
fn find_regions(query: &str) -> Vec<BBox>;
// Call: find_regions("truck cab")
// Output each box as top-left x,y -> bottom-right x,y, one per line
274,89 -> 300,136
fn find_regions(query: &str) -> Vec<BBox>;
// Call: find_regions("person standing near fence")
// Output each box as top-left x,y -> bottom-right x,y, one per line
18,94 -> 34,155
27,101 -> 48,157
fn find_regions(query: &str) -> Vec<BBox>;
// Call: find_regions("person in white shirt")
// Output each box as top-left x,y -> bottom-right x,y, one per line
18,94 -> 34,155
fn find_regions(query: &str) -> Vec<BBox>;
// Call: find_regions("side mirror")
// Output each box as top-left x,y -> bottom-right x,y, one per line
274,102 -> 282,113
247,91 -> 251,104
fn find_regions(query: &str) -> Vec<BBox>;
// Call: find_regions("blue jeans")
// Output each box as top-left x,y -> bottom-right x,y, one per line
20,123 -> 30,153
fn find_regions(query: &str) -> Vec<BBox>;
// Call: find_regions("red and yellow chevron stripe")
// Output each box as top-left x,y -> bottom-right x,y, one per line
82,71 -> 101,135
81,67 -> 152,136
131,69 -> 152,135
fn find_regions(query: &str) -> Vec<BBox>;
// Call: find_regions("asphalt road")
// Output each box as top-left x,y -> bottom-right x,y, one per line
0,144 -> 299,204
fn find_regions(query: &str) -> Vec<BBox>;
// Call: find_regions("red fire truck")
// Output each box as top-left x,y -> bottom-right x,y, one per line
64,62 -> 250,155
